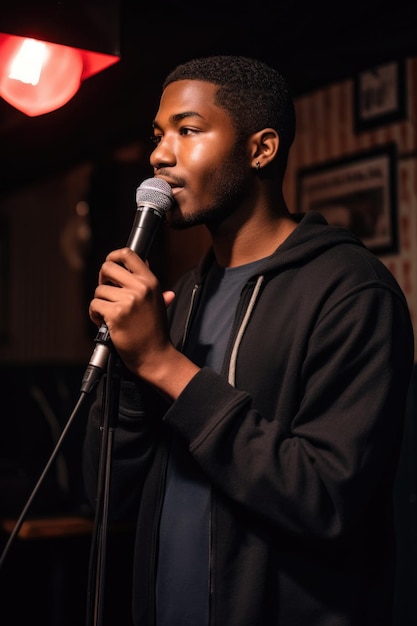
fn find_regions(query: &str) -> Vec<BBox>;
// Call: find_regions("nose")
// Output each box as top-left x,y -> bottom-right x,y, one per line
150,135 -> 176,169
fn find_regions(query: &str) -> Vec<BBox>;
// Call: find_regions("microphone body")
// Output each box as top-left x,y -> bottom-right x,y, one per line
81,177 -> 174,394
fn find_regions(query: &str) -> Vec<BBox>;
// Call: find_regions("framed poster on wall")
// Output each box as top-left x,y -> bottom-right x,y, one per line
296,143 -> 398,256
353,60 -> 407,132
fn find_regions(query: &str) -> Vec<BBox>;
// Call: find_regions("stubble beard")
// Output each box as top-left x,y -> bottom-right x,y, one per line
169,141 -> 250,232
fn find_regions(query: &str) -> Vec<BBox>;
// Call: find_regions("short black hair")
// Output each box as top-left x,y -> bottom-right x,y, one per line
163,55 -> 296,161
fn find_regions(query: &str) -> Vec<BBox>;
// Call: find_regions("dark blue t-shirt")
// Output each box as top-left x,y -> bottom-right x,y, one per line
156,258 -> 265,626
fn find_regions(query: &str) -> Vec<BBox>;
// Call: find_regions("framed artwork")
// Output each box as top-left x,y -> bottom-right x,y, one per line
353,60 -> 407,132
296,143 -> 398,256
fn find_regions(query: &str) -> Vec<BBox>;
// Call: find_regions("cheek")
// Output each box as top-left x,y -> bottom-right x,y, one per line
184,144 -> 224,190
186,141 -> 221,168
185,129 -> 235,166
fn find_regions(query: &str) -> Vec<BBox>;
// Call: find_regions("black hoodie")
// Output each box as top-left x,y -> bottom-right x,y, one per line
83,212 -> 414,625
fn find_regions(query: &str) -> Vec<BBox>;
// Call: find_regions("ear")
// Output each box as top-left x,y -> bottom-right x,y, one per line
250,128 -> 279,171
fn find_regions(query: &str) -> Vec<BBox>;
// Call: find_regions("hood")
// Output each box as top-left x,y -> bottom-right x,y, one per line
260,211 -> 367,273
190,211 -> 367,284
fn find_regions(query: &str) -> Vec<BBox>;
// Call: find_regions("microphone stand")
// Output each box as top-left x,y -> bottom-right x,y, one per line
0,390 -> 92,571
0,336 -> 120,626
85,349 -> 121,626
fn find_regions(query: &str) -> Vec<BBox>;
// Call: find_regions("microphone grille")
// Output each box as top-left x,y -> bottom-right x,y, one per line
136,177 -> 174,212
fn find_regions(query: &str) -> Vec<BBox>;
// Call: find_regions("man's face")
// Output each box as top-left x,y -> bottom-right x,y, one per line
150,79 -> 251,230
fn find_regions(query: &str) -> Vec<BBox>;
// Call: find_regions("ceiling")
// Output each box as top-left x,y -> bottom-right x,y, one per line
1,0 -> 417,194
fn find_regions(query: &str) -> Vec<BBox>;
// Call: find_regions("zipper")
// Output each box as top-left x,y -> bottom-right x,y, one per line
149,444 -> 170,625
180,282 -> 200,351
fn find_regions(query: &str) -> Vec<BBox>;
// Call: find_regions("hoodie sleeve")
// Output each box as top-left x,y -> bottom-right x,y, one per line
162,271 -> 414,540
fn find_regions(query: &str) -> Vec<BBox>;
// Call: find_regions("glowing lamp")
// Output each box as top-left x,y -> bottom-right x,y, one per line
0,1 -> 120,117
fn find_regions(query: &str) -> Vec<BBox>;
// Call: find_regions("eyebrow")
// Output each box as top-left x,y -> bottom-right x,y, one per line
152,111 -> 204,129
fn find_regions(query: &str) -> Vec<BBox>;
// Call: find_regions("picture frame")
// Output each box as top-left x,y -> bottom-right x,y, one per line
296,143 -> 398,256
353,60 -> 407,133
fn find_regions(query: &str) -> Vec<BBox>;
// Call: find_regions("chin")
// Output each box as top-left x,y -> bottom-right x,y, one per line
167,208 -> 204,230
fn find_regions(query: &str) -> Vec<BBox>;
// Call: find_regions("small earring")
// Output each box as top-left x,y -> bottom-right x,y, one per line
256,161 -> 260,171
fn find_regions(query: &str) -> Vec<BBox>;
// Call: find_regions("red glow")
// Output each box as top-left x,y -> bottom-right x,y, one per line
0,34 -> 119,116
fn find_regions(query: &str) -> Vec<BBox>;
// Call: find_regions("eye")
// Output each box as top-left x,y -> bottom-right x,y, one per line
150,135 -> 162,145
179,127 -> 198,136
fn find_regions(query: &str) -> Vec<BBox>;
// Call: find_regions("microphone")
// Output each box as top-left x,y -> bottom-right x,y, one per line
80,177 -> 174,394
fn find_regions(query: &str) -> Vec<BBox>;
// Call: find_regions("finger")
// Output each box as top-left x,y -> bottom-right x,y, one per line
98,258 -> 134,287
105,247 -> 146,271
163,290 -> 176,308
89,300 -> 105,327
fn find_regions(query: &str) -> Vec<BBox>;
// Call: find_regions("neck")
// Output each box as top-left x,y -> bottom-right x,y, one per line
210,212 -> 296,268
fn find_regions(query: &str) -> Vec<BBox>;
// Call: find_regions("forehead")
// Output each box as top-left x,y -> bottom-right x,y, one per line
155,79 -> 232,125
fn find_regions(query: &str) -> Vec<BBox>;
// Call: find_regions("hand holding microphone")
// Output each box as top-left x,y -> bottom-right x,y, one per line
81,177 -> 174,394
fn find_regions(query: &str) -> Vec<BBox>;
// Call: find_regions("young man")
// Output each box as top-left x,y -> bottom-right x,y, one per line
83,56 -> 414,625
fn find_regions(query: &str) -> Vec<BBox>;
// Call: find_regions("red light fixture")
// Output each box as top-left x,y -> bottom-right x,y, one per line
0,1 -> 120,117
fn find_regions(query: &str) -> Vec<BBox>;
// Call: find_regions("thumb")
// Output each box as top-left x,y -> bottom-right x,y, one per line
163,290 -> 176,308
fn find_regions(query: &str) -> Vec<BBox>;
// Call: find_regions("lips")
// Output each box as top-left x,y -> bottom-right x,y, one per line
155,173 -> 183,188
170,186 -> 182,198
